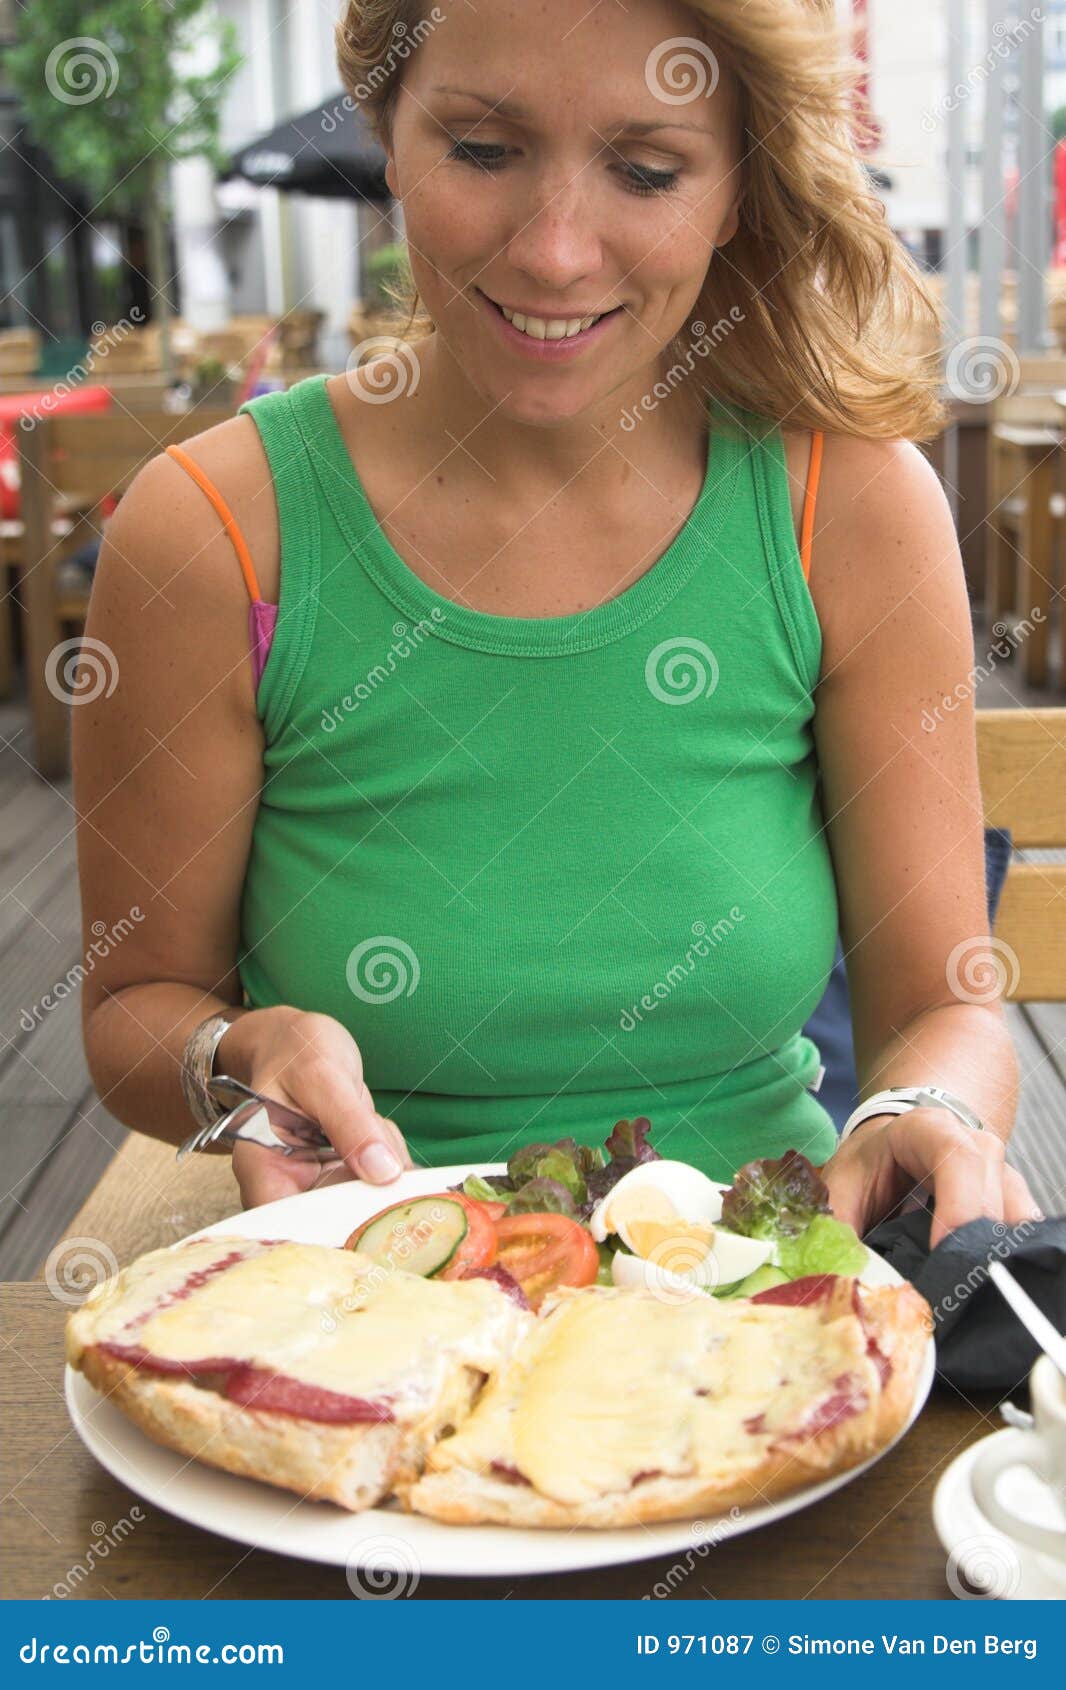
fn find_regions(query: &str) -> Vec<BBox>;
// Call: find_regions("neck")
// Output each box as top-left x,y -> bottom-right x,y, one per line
407,331 -> 710,508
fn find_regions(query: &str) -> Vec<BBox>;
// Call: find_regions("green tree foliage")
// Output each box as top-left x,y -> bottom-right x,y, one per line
7,0 -> 241,374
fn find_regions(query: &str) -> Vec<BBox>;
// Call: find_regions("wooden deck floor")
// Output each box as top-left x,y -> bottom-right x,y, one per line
1,634 -> 1063,1278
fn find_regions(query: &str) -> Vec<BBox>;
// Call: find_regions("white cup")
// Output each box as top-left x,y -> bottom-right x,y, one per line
971,1354 -> 1066,1562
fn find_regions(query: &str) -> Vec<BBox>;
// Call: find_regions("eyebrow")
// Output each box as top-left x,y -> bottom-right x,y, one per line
429,85 -> 715,137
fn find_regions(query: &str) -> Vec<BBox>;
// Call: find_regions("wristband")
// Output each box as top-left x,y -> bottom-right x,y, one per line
840,1085 -> 986,1145
179,1013 -> 234,1131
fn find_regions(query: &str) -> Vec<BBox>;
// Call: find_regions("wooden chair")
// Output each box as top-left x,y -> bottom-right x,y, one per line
977,708 -> 1066,1000
0,506 -> 90,703
986,392 -> 1063,686
0,327 -> 41,379
17,406 -> 232,777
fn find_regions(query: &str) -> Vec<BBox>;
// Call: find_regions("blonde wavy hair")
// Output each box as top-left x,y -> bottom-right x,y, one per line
337,0 -> 946,441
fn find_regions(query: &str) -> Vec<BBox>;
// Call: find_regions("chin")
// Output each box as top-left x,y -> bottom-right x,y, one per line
466,364 -> 603,429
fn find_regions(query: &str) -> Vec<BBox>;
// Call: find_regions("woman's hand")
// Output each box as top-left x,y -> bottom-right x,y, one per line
822,1108 -> 1042,1248
217,1008 -> 412,1209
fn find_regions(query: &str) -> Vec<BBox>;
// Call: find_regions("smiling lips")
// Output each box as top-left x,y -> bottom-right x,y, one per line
479,288 -> 621,342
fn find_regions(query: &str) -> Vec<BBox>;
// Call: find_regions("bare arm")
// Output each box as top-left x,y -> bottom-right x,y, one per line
74,424 -> 408,1204
807,435 -> 1036,1243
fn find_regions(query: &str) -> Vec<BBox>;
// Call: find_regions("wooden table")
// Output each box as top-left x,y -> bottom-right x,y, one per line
0,1138 -> 1007,1601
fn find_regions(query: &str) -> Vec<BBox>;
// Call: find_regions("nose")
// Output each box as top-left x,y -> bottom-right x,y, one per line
502,175 -> 604,298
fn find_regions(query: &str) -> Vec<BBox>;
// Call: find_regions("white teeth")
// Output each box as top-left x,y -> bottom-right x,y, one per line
498,303 -> 601,339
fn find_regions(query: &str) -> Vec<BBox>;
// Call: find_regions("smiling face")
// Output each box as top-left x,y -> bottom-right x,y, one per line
382,0 -> 743,427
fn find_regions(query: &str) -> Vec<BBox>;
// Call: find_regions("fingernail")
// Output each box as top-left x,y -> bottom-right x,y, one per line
358,1141 -> 402,1182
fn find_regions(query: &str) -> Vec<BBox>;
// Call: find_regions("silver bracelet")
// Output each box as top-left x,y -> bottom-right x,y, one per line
840,1085 -> 986,1144
179,1013 -> 234,1131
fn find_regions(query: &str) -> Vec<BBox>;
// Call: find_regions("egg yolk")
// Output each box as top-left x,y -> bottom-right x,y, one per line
607,1187 -> 715,1270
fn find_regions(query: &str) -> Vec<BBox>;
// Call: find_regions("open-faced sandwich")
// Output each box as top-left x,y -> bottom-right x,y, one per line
65,1235 -> 530,1511
405,1273 -> 931,1528
65,1132 -> 933,1525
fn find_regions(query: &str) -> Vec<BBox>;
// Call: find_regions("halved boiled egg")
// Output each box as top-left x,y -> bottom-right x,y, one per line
588,1160 -> 724,1249
590,1161 -> 774,1290
611,1229 -> 775,1294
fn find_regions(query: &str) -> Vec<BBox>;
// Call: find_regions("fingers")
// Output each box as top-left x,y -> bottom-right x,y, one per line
292,1045 -> 407,1184
821,1147 -> 871,1237
357,1080 -> 414,1171
232,1140 -> 323,1208
889,1116 -> 1006,1248
377,1112 -> 414,1170
1003,1161 -> 1044,1228
230,1009 -> 412,1187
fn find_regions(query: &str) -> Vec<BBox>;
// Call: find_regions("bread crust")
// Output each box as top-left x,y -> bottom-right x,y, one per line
80,1345 -> 480,1513
71,1242 -> 933,1528
405,1282 -> 933,1529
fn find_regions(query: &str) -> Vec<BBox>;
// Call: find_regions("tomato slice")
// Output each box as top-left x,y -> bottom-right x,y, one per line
436,1194 -> 499,1279
493,1213 -> 599,1309
453,1193 -> 508,1225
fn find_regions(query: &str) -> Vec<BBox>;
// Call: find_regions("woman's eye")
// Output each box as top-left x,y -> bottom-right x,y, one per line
622,164 -> 680,196
445,138 -> 680,197
445,140 -> 507,171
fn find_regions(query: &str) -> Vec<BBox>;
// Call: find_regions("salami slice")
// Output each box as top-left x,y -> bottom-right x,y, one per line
222,1365 -> 395,1424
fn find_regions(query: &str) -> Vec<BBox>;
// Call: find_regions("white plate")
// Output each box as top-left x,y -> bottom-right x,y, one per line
65,1163 -> 936,1579
933,1429 -> 1066,1601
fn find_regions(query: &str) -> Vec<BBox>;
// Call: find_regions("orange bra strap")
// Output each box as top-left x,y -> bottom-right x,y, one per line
799,430 -> 824,584
164,443 -> 263,605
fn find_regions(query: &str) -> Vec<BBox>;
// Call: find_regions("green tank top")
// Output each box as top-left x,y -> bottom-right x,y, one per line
236,372 -> 839,1179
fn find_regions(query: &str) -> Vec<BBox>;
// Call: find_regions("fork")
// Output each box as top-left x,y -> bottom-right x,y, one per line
176,1075 -> 339,1163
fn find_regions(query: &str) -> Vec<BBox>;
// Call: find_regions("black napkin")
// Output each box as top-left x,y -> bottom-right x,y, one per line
863,1208 -> 1066,1393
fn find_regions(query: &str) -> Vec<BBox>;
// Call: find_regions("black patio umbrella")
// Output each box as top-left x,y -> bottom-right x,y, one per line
223,94 -> 391,203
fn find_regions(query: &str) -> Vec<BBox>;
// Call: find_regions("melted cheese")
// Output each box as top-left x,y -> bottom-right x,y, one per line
432,1286 -> 874,1506
66,1238 -> 269,1363
74,1238 -> 529,1420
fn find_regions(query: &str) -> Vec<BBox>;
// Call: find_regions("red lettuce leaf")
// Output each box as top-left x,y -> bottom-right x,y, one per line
720,1149 -> 831,1240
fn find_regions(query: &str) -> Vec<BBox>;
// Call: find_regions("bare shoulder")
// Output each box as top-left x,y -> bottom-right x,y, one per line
86,411 -> 280,736
802,431 -> 968,677
104,410 -> 280,609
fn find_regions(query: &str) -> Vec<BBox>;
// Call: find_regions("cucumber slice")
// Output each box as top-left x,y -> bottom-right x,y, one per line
349,1197 -> 468,1277
715,1263 -> 790,1300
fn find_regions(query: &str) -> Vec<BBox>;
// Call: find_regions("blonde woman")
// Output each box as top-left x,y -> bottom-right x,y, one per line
75,0 -> 1038,1244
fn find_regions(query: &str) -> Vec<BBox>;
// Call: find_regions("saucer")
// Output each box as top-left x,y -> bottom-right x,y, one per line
933,1428 -> 1066,1600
